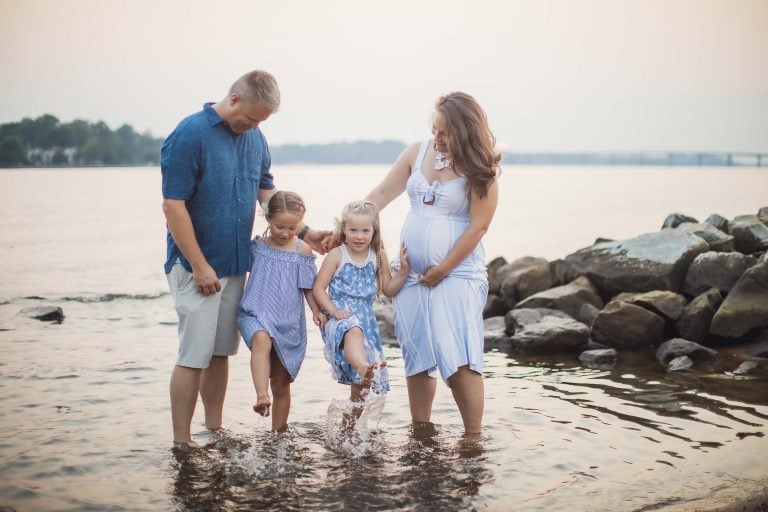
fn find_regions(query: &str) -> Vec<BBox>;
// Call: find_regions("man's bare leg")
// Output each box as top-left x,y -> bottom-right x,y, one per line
199,355 -> 229,430
170,364 -> 202,444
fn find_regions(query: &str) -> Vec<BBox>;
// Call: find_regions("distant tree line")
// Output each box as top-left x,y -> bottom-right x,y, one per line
0,114 -> 162,167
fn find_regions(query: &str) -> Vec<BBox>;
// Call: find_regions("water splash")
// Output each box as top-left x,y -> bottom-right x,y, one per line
325,388 -> 386,458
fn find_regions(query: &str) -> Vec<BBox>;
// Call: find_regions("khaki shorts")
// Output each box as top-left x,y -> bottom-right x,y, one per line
166,262 -> 245,369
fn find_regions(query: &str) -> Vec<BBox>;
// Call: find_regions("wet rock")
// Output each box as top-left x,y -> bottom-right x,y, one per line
732,361 -> 759,375
560,230 -> 709,297
20,305 -> 64,322
483,316 -> 511,349
674,222 -> 734,252
709,260 -> 768,338
619,290 -> 688,322
506,308 -> 589,353
728,215 -> 768,254
514,276 -> 604,326
667,355 -> 693,372
675,289 -> 723,343
683,251 -> 758,296
579,348 -> 618,367
656,338 -> 720,366
704,213 -> 730,233
498,257 -> 555,308
591,300 -> 666,350
746,332 -> 768,358
662,212 -> 698,229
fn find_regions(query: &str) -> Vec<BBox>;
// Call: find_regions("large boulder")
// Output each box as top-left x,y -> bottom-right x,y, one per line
506,308 -> 589,353
498,257 -> 555,308
560,230 -> 709,297
728,215 -> 768,254
373,300 -> 396,344
514,276 -> 603,326
675,288 -> 723,343
709,261 -> 768,338
674,222 -> 734,252
486,256 -> 508,295
591,300 -> 666,350
683,251 -> 757,296
655,338 -> 720,365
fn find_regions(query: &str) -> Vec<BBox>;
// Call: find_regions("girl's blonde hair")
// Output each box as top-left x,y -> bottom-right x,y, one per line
262,190 -> 306,237
337,200 -> 387,296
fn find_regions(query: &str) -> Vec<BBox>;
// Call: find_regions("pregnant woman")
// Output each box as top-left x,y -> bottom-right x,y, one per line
364,92 -> 500,434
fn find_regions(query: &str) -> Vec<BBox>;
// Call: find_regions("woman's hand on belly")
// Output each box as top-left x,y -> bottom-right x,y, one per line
419,264 -> 448,288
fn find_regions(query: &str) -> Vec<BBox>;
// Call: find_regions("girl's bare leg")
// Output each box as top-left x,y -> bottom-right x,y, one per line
342,327 -> 376,386
269,350 -> 292,432
250,331 -> 272,417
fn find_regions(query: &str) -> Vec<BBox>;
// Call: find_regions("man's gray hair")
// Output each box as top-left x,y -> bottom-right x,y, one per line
230,70 -> 280,112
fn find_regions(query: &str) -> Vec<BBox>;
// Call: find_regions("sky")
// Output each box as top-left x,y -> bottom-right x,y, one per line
1,0 -> 767,153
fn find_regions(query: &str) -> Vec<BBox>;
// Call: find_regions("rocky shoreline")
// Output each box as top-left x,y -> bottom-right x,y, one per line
377,208 -> 768,375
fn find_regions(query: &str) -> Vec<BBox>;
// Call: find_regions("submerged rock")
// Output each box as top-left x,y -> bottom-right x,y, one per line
560,230 -> 709,296
667,355 -> 694,372
579,348 -> 618,367
732,361 -> 759,375
20,306 -> 64,322
655,338 -> 720,366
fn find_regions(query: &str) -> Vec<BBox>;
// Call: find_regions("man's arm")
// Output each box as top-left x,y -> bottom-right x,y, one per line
162,198 -> 221,295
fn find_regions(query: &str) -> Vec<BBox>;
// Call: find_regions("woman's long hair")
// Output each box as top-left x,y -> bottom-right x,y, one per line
435,92 -> 500,198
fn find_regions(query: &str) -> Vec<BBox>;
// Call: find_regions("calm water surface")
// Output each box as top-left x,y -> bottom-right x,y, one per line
0,166 -> 766,511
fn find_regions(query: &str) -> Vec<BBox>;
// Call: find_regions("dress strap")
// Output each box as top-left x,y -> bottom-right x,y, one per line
414,140 -> 430,172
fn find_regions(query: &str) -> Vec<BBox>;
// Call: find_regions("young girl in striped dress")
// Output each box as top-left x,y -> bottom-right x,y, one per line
236,191 -> 324,431
313,200 -> 409,402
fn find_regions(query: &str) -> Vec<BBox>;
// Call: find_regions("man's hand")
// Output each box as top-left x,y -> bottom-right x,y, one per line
193,262 -> 221,295
304,228 -> 333,255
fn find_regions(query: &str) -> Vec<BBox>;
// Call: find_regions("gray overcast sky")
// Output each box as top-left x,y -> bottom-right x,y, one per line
1,0 -> 767,152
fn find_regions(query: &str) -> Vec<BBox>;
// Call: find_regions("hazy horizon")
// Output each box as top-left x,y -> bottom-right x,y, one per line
1,0 -> 767,153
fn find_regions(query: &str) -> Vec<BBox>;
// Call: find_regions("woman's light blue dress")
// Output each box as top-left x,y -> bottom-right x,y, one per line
236,237 -> 317,382
321,245 -> 390,394
394,140 -> 489,382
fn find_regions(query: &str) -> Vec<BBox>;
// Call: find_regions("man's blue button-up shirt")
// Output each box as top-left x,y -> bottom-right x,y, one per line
161,103 -> 275,277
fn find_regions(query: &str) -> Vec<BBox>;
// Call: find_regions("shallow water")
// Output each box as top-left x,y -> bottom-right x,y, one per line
0,166 -> 767,511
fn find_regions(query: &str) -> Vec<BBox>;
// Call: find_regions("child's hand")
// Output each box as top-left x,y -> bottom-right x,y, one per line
399,243 -> 410,272
331,308 -> 350,320
313,310 -> 327,330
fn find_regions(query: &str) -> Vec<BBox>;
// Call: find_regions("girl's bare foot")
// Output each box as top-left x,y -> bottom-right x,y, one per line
356,363 -> 376,387
253,395 -> 271,417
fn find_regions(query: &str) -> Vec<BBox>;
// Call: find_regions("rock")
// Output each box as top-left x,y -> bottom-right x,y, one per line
20,305 -> 64,322
620,290 -> 688,322
514,276 -> 604,325
683,251 -> 758,296
675,289 -> 723,343
704,213 -> 730,233
662,212 -> 698,229
674,222 -> 734,252
667,355 -> 693,371
746,337 -> 768,358
758,206 -> 768,226
498,257 -> 555,308
373,300 -> 396,344
506,308 -> 590,353
732,361 -> 759,375
579,348 -> 618,367
483,293 -> 508,318
591,300 -> 666,350
486,256 -> 508,295
656,338 -> 720,365
728,215 -> 768,254
709,260 -> 768,338
483,316 -> 511,349
560,230 -> 709,297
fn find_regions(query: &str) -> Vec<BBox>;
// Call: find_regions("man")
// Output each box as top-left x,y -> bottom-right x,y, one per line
161,70 -> 325,447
